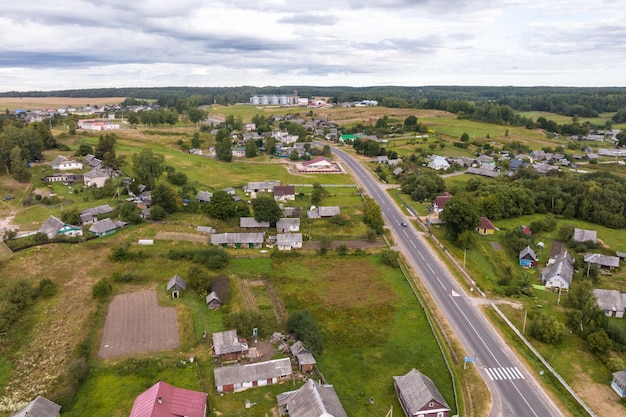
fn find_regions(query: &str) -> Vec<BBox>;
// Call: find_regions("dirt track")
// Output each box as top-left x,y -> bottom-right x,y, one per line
98,290 -> 179,358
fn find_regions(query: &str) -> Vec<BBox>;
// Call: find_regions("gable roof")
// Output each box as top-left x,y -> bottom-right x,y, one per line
10,396 -> 61,417
479,217 -> 495,230
519,246 -> 537,261
393,369 -> 450,415
584,253 -> 620,268
214,358 -> 292,387
211,233 -> 264,245
129,381 -> 207,417
277,233 -> 303,246
240,217 -> 270,228
274,185 -> 295,196
303,157 -> 331,166
167,275 -> 187,291
542,251 -> 575,286
80,203 -> 113,216
276,379 -> 348,417
212,329 -> 248,355
205,291 -> 222,306
573,228 -> 597,243
196,191 -> 213,202
433,192 -> 452,210
593,289 -> 625,313
39,215 -> 65,238
89,218 -> 118,234
277,218 -> 300,229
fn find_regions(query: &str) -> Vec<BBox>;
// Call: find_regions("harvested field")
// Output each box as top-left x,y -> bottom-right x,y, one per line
0,96 -> 126,110
98,290 -> 179,358
155,231 -> 209,243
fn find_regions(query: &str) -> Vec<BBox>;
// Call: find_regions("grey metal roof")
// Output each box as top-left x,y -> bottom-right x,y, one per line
613,371 -> 626,386
212,329 -> 248,355
167,274 -> 187,291
214,358 -> 291,387
277,218 -> 300,230
196,191 -> 213,202
39,215 -> 65,238
543,251 -> 574,285
593,289 -> 625,313
240,217 -> 270,228
519,246 -> 537,261
89,218 -> 117,234
80,203 -> 113,216
277,233 -> 302,246
296,352 -> 316,366
10,395 -> 61,417
393,369 -> 450,415
573,228 -> 597,243
584,253 -> 620,268
211,233 -> 264,245
206,291 -> 222,306
290,341 -> 308,356
276,379 -> 347,417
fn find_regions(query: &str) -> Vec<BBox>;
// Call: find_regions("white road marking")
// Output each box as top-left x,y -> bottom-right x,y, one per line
485,367 -> 525,381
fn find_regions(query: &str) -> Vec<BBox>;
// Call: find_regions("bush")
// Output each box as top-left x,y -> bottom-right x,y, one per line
587,330 -> 612,356
110,244 -> 144,262
530,313 -> 567,344
381,249 -> 400,268
92,279 -> 112,301
38,278 -> 58,298
607,357 -> 625,373
167,248 -> 229,269
335,244 -> 349,255
287,310 -> 323,355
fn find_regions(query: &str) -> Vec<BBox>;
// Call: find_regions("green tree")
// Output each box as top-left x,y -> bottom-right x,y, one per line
252,196 -> 282,224
265,137 -> 277,155
95,133 -> 118,167
215,140 -> 233,162
10,146 -> 31,182
191,132 -> 201,148
530,313 -> 567,344
207,190 -> 237,220
381,249 -> 400,268
310,183 -> 326,206
187,107 -> 206,130
460,132 -> 470,142
119,201 -> 142,224
245,140 -> 258,158
287,310 -> 323,355
440,198 -> 480,241
75,143 -> 93,156
362,196 -> 384,234
92,279 -> 112,301
566,280 -> 608,334
587,330 -> 612,356
151,183 -> 180,214
187,266 -> 211,294
403,115 -> 418,130
132,149 -> 165,189
61,208 -> 81,225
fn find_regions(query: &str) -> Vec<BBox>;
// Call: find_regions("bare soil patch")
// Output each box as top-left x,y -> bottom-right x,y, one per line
489,241 -> 503,250
98,290 -> 179,358
154,231 -> 209,243
571,364 -> 623,417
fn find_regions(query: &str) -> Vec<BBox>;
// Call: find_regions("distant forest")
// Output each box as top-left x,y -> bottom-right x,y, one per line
4,85 -> 626,122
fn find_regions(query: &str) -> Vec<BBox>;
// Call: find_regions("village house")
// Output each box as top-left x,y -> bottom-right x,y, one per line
393,369 -> 451,417
274,185 -> 296,202
277,233 -> 303,251
584,253 -> 620,269
432,192 -> 452,214
283,207 -> 302,218
83,169 -> 111,188
276,218 -> 300,232
88,218 -> 124,237
573,228 -> 597,243
307,206 -> 340,219
10,395 -> 61,417
246,180 -> 282,194
297,157 -> 342,173
129,381 -> 207,417
51,155 -> 83,170
80,203 -> 114,224
214,358 -> 292,393
289,340 -> 316,372
77,119 -> 120,131
428,155 -> 450,171
519,246 -> 538,267
167,275 -> 187,298
477,217 -> 495,235
612,371 -> 626,398
212,329 -> 249,360
542,251 -> 575,291
196,191 -> 213,203
206,291 -> 223,309
39,215 -> 83,240
211,233 -> 264,249
43,173 -> 84,184
84,154 -> 103,169
276,379 -> 348,417
593,289 -> 626,318
240,217 -> 270,229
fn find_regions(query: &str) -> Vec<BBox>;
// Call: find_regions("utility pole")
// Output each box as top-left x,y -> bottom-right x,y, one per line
463,249 -> 467,269
522,309 -> 528,334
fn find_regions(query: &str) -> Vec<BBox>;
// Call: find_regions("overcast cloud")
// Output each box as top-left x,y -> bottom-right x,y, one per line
0,0 -> 624,91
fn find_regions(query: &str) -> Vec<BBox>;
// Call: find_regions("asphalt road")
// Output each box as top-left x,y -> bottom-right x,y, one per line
332,147 -> 564,417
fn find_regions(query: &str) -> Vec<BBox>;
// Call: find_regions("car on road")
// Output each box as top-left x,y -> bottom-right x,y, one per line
2,196 -> 14,201
401,221 -> 408,227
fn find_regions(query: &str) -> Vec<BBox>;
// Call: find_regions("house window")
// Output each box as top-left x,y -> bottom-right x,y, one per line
429,402 -> 434,407
437,413 -> 444,417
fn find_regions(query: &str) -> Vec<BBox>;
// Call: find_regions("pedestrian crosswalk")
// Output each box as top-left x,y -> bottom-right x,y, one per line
485,367 -> 525,381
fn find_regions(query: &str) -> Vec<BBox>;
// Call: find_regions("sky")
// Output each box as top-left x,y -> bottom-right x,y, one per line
1,0 -> 625,92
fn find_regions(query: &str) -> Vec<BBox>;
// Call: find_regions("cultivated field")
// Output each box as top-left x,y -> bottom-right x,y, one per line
0,97 -> 126,111
98,290 -> 179,358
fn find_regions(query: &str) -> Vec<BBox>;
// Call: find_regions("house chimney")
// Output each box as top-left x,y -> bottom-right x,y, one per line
158,397 -> 163,404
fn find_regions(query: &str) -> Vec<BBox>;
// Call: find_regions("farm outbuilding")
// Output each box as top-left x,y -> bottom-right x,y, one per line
276,379 -> 347,417
205,291 -> 223,310
519,246 -> 538,267
167,275 -> 187,298
214,358 -> 292,393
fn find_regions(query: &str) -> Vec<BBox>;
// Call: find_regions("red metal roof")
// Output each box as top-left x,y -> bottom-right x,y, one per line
479,217 -> 495,230
130,381 -> 207,417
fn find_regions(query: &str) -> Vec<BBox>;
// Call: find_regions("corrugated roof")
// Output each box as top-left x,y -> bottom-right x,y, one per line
573,228 -> 597,243
277,218 -> 300,229
214,358 -> 292,387
167,275 -> 187,291
89,218 -> 117,234
39,215 -> 65,238
211,233 -> 264,245
129,381 -> 207,417
393,369 -> 450,416
212,329 -> 248,355
240,217 -> 270,228
10,395 -> 61,417
277,233 -> 302,246
276,379 -> 347,417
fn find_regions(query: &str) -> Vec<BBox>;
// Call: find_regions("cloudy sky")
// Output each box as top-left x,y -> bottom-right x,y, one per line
1,0 -> 625,92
